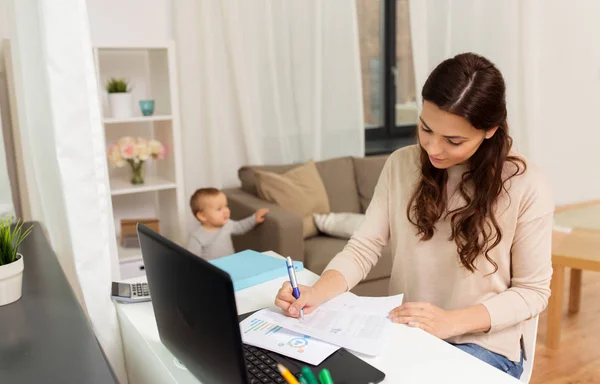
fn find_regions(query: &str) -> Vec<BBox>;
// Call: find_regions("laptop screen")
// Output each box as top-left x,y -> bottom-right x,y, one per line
137,223 -> 248,384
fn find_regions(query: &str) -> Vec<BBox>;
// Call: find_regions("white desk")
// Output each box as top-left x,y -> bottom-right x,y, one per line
116,251 -> 520,384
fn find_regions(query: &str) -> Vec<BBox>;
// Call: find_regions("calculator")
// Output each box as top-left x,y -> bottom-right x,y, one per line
111,281 -> 151,303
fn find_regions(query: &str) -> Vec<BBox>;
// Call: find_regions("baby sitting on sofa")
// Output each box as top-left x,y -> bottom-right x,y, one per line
186,188 -> 269,260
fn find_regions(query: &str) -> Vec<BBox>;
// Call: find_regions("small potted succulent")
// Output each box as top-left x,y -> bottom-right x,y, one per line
0,217 -> 33,306
106,77 -> 133,118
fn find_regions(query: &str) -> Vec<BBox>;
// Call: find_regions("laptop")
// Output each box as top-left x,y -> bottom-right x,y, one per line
137,223 -> 386,384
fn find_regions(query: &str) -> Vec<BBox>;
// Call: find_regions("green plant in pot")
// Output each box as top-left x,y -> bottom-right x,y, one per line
106,77 -> 133,119
0,217 -> 33,306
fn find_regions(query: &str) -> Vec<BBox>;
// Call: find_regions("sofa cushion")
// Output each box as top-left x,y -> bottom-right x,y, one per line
239,163 -> 300,196
313,212 -> 365,239
255,160 -> 330,238
353,155 -> 388,212
239,157 -> 362,214
314,157 -> 361,214
304,236 -> 393,282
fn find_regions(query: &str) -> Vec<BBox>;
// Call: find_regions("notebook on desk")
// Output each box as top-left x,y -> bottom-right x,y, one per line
209,250 -> 303,291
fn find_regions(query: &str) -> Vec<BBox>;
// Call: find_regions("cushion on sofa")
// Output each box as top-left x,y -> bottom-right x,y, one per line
313,212 -> 365,238
239,163 -> 300,196
314,157 -> 361,214
303,235 -> 394,282
239,157 -> 362,214
255,160 -> 330,238
353,155 -> 388,213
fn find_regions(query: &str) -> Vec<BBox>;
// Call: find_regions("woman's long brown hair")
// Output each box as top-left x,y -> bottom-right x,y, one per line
407,53 -> 525,273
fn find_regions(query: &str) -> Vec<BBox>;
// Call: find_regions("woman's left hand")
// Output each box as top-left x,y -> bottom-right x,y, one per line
388,302 -> 461,340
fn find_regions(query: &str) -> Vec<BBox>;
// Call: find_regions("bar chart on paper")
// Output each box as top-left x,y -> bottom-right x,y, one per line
240,313 -> 340,365
244,318 -> 283,335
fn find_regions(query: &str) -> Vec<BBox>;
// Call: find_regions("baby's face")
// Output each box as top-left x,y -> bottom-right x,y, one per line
198,193 -> 230,228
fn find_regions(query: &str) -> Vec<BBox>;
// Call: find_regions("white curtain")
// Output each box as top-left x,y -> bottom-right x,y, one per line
174,0 -> 364,226
409,0 -> 600,205
9,0 -> 125,381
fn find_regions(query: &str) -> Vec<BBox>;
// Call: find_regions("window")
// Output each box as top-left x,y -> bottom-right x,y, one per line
356,0 -> 383,129
394,0 -> 417,125
356,0 -> 418,155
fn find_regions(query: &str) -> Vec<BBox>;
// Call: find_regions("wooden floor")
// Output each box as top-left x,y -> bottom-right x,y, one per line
531,270 -> 600,383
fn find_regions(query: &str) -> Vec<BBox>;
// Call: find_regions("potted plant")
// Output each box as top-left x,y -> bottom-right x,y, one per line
0,217 -> 33,306
106,77 -> 133,118
107,136 -> 166,184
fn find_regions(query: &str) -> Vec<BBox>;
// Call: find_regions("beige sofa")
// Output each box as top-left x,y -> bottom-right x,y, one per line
222,155 -> 391,296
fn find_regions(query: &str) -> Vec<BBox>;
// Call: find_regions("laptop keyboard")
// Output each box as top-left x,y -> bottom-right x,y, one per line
243,344 -> 291,384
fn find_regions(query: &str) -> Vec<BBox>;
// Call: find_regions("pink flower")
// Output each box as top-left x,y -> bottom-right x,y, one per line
121,144 -> 135,159
107,144 -> 125,167
157,146 -> 167,160
108,136 -> 165,167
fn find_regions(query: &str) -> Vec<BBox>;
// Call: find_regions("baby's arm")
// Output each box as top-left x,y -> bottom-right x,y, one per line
230,215 -> 257,236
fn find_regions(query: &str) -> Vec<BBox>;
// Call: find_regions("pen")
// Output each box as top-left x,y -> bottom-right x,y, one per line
277,363 -> 300,384
300,366 -> 319,384
285,256 -> 304,320
319,368 -> 334,384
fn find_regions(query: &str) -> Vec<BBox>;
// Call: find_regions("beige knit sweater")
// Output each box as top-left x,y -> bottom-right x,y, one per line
325,145 -> 554,362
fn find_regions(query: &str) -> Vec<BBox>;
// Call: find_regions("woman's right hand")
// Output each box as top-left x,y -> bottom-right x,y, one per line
274,281 -> 322,318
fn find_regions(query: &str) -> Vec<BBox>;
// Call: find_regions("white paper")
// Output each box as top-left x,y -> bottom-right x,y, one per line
240,312 -> 340,365
553,225 -> 573,233
259,293 -> 404,356
323,292 -> 404,315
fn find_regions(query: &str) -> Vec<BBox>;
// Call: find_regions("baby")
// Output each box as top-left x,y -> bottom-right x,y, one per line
186,188 -> 269,260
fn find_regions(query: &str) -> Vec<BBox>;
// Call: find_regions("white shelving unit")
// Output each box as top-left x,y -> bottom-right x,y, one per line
103,115 -> 173,124
93,42 -> 186,279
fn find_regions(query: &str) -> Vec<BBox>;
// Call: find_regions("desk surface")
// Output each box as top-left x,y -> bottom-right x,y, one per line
0,223 -> 116,383
116,251 -> 519,384
554,202 -> 600,231
553,202 -> 600,268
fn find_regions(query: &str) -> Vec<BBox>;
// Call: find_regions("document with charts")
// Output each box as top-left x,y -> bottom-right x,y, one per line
240,312 -> 340,365
259,292 -> 404,356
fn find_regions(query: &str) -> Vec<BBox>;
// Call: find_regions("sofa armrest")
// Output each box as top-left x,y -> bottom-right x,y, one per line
223,188 -> 305,262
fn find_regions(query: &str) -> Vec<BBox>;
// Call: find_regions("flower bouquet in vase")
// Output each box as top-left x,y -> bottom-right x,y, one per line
108,136 -> 166,184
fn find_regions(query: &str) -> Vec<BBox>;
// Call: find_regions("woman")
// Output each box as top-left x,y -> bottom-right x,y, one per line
274,53 -> 554,379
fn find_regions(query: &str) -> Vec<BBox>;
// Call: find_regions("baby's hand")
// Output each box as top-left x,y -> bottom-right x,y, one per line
255,208 -> 269,223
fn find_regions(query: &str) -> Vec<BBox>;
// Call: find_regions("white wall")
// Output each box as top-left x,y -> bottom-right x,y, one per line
84,0 -> 600,206
525,2 -> 600,205
86,0 -> 172,45
411,0 -> 600,206
0,107 -> 13,217
0,0 -> 14,216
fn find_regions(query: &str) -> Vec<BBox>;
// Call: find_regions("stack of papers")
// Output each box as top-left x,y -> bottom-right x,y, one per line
240,292 -> 403,364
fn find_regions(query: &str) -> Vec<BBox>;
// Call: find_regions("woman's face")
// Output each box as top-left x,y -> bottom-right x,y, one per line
418,101 -> 498,169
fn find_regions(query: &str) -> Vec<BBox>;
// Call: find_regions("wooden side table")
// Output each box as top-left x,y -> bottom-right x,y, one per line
547,201 -> 600,348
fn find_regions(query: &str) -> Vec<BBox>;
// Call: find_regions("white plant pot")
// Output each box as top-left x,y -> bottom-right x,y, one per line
0,254 -> 23,306
108,93 -> 134,118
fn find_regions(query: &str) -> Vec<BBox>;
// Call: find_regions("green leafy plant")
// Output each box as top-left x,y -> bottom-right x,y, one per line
0,217 -> 33,266
105,78 -> 130,93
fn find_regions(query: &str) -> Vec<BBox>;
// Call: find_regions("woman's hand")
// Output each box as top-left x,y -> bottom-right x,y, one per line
274,282 -> 323,318
388,302 -> 461,339
274,269 -> 350,318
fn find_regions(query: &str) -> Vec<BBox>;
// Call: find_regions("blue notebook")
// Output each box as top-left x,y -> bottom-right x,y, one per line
209,250 -> 304,291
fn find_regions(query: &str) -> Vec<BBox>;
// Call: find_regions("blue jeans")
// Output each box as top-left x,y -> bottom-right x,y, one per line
452,343 -> 524,379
